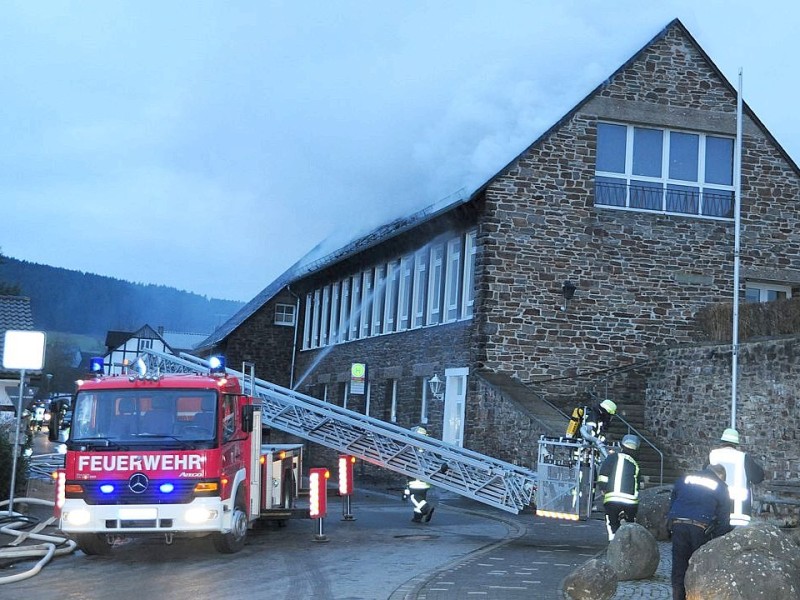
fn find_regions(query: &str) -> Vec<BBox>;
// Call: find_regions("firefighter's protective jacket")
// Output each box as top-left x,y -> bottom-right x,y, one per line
709,445 -> 765,526
667,468 -> 733,536
597,451 -> 640,505
577,404 -> 613,456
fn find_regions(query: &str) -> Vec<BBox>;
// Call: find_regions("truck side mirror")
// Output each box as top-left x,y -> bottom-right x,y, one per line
241,404 -> 256,433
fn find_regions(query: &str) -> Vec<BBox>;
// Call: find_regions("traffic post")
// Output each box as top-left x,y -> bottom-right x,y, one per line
339,454 -> 356,521
309,467 -> 330,542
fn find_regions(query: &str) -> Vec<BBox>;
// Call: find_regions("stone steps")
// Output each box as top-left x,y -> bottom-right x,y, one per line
474,371 -> 678,486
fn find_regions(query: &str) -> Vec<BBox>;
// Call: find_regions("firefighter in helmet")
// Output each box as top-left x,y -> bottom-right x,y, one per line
404,425 -> 435,523
578,399 -> 617,457
709,428 -> 764,526
596,434 -> 641,540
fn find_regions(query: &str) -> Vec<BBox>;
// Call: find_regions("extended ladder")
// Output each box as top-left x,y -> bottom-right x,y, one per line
140,349 -> 537,514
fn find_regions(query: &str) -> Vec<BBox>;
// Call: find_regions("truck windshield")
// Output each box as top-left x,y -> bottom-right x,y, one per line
71,389 -> 217,443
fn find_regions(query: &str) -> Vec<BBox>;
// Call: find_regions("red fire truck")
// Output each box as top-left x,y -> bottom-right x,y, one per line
49,357 -> 304,555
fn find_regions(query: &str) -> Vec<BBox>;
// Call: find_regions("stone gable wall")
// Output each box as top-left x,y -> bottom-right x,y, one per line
224,292 -> 298,389
476,23 -> 800,402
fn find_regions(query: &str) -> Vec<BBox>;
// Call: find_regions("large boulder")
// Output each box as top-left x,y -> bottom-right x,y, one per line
685,521 -> 800,599
562,557 -> 617,600
605,522 -> 659,580
636,485 -> 673,541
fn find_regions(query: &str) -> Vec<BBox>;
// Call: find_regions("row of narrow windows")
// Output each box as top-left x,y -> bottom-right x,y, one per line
302,230 -> 476,350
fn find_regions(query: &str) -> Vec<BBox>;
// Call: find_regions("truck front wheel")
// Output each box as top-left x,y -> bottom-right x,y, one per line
213,493 -> 248,554
76,533 -> 112,556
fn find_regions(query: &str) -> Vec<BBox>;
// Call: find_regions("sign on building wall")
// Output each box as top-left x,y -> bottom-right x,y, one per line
350,363 -> 367,395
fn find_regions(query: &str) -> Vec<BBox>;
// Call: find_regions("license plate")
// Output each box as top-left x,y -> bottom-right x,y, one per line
119,508 -> 157,520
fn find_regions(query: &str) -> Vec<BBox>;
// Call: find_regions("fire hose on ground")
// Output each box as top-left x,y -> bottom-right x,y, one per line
0,497 -> 76,584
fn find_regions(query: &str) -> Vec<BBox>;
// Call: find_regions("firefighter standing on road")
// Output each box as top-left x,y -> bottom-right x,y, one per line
404,425 -> 435,523
596,434 -> 641,541
667,463 -> 732,600
709,427 -> 765,526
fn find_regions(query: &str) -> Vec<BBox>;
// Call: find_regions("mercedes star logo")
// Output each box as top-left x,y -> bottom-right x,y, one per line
128,472 -> 149,494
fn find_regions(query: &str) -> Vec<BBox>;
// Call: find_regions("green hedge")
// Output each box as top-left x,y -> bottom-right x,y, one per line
0,425 -> 29,500
695,297 -> 800,342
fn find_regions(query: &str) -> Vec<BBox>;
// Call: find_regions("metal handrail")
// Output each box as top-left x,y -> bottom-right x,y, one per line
615,413 -> 664,486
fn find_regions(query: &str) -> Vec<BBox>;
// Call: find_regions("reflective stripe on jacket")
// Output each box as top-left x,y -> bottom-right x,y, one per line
709,446 -> 751,525
598,452 -> 639,505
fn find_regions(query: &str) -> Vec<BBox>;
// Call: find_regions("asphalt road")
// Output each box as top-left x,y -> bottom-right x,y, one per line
5,432 -> 609,598
3,480 -> 607,600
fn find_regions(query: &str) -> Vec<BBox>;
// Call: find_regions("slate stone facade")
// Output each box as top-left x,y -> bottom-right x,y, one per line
209,20 -> 800,476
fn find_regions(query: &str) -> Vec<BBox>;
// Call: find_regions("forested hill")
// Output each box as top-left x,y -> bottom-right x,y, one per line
0,257 -> 245,338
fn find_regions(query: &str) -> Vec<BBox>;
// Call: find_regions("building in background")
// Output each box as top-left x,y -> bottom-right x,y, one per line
196,20 -> 800,475
102,325 -> 208,375
0,295 -> 36,435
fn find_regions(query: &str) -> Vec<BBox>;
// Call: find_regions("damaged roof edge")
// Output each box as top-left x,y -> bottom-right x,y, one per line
195,188 -> 472,352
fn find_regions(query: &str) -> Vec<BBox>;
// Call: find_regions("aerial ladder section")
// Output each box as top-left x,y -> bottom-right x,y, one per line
140,349 -> 537,514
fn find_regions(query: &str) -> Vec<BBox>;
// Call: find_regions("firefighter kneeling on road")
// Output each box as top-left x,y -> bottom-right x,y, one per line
596,434 -> 641,541
403,425 -> 435,523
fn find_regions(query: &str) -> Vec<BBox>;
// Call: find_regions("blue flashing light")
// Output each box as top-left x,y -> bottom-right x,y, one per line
89,357 -> 105,374
209,356 -> 226,375
159,483 -> 175,494
99,484 -> 115,494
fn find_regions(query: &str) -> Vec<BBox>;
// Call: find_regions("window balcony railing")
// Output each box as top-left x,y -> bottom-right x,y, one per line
595,179 -> 734,219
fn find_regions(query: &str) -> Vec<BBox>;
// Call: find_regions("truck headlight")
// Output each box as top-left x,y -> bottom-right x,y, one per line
65,509 -> 91,526
185,507 -> 218,524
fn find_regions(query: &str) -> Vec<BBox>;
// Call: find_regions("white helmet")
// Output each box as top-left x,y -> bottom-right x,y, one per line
721,428 -> 740,445
621,435 -> 640,451
412,425 -> 428,436
599,399 -> 617,415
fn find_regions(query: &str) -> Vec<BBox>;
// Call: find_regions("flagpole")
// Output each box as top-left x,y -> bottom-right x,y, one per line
731,68 -> 743,429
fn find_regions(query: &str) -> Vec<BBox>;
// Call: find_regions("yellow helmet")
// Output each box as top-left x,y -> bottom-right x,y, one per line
721,428 -> 740,445
599,399 -> 617,415
411,425 -> 428,436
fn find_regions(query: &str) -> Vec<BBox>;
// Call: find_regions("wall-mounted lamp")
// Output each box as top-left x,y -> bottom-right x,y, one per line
428,374 -> 444,401
561,280 -> 576,312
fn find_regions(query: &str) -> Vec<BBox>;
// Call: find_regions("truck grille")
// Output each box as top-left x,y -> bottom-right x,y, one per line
70,480 -> 202,505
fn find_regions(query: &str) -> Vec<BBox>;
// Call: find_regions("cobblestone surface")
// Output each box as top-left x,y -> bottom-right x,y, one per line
613,541 -> 672,599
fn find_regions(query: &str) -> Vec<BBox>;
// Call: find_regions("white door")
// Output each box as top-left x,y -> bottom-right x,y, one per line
442,368 -> 468,446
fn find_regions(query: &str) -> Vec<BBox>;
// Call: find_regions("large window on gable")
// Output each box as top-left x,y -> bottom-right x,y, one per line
595,122 -> 734,219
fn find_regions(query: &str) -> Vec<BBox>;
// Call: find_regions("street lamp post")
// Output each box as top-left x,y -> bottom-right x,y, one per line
2,330 -> 46,515
428,374 -> 444,401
